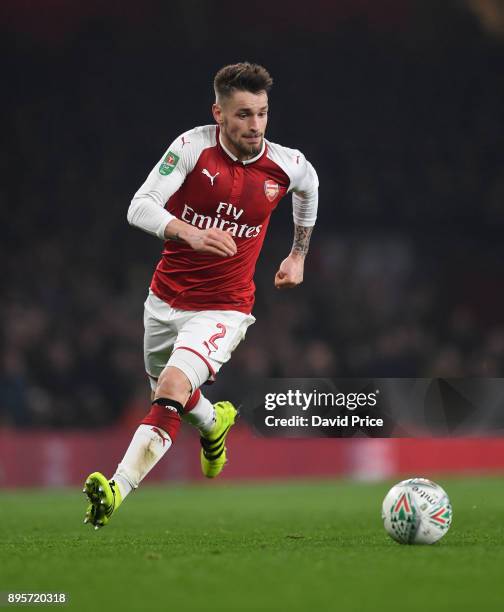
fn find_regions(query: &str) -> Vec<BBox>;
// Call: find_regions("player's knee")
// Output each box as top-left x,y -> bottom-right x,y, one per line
167,348 -> 211,392
155,366 -> 192,404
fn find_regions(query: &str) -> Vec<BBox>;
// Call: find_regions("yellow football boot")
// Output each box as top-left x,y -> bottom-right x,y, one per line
200,401 -> 237,478
83,472 -> 122,530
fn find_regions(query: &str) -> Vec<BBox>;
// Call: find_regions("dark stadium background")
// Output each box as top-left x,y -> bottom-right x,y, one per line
1,0 -> 504,483
2,5 -> 504,612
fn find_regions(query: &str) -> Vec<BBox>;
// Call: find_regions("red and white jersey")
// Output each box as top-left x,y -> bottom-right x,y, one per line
128,124 -> 318,314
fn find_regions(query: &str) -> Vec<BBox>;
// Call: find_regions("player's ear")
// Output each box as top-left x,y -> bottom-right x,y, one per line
212,103 -> 223,125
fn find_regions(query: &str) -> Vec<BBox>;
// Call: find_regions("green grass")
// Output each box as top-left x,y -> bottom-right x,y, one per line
1,477 -> 503,611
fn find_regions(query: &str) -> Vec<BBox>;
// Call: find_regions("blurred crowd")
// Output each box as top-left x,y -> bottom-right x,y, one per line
1,2 -> 503,427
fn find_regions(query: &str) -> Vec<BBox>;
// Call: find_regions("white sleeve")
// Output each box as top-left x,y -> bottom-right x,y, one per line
291,156 -> 319,228
127,130 -> 201,239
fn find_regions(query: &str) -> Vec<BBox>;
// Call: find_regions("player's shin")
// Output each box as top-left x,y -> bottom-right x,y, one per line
181,388 -> 216,435
112,398 -> 182,500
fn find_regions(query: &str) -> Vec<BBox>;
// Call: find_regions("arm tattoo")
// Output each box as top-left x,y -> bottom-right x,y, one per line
291,225 -> 313,257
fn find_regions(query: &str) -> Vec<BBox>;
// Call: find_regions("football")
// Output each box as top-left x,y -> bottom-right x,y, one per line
382,478 -> 453,544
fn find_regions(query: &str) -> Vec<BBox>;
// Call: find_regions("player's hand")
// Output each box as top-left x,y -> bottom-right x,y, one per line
184,227 -> 237,257
274,253 -> 305,289
165,219 -> 237,257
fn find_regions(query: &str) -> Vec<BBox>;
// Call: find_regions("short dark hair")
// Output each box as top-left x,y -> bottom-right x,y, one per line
214,62 -> 273,101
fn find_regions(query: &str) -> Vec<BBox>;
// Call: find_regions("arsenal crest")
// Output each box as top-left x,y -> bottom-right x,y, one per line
264,180 -> 279,202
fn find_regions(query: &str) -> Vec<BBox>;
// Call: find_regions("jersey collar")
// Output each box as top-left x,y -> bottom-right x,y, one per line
218,127 -> 266,165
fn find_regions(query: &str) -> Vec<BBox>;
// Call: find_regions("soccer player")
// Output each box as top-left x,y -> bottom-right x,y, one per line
83,62 -> 318,528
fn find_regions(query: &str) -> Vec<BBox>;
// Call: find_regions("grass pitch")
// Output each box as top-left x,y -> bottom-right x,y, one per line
1,477 -> 503,612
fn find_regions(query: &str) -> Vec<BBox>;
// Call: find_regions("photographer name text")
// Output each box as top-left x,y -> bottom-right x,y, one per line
264,414 -> 383,428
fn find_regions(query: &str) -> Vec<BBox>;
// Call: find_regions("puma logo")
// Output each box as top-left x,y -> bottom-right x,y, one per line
151,427 -> 170,447
202,168 -> 220,186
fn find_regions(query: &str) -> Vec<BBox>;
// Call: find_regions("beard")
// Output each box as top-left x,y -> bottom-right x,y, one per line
232,135 -> 263,158
222,124 -> 263,159
242,143 -> 262,157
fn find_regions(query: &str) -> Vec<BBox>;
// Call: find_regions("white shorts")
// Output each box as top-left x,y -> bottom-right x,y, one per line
144,290 -> 256,391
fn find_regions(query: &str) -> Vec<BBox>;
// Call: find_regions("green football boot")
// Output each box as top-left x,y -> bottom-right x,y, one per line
83,472 -> 122,530
200,401 -> 237,478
